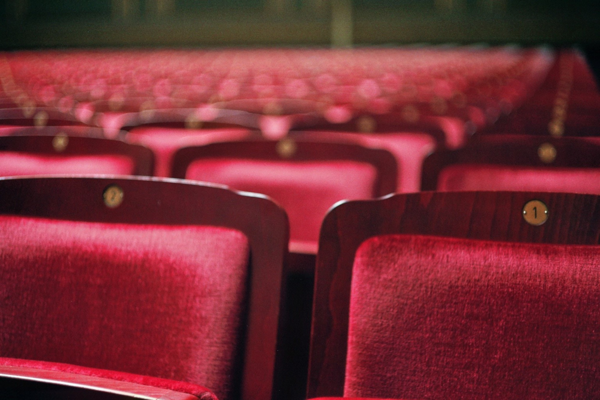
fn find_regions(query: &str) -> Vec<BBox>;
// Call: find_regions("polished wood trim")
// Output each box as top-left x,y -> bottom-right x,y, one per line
0,364 -> 200,400
0,126 -> 107,138
0,107 -> 81,127
307,191 -> 600,397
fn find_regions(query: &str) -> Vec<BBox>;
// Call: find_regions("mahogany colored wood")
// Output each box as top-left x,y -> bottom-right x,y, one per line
0,176 -> 290,400
0,107 -> 82,126
421,135 -> 600,190
307,191 -> 600,398
117,108 -> 260,131
0,135 -> 155,176
171,138 -> 398,198
0,364 -> 202,400
1,125 -> 107,138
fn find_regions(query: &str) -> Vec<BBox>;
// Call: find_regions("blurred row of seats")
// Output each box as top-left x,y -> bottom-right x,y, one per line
2,178 -> 600,400
0,45 -> 559,146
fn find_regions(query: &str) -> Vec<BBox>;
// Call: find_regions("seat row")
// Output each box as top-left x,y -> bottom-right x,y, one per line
1,177 -> 600,400
0,46 -> 559,147
1,131 -> 600,252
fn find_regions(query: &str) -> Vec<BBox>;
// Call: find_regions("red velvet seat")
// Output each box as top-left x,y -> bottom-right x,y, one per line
0,176 -> 288,400
0,135 -> 154,177
171,138 -> 397,254
421,135 -> 600,193
309,191 -> 600,400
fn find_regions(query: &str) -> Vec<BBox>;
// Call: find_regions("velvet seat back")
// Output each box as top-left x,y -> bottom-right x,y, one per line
437,164 -> 600,194
346,234 -> 600,400
186,159 -> 377,250
126,127 -> 252,177
0,153 -> 135,176
0,215 -> 250,400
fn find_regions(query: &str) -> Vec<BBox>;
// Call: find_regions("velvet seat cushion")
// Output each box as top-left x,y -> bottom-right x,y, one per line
306,131 -> 435,193
0,153 -> 135,176
0,215 -> 250,400
186,159 -> 377,251
437,164 -> 600,194
346,234 -> 600,400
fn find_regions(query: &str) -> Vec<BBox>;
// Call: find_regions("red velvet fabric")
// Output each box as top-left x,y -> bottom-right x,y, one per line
0,357 -> 217,399
186,159 -> 377,250
126,127 -> 251,177
0,215 -> 250,400
306,131 -> 436,193
0,153 -> 135,176
437,164 -> 600,194
346,234 -> 600,399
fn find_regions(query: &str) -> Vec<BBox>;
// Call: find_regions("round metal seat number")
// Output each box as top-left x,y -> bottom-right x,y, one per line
523,200 -> 548,226
103,185 -> 124,209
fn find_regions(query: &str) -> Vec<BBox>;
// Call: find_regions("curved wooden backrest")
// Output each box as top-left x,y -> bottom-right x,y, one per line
421,135 -> 600,191
308,191 -> 600,398
0,107 -> 82,127
0,125 -> 107,138
172,138 -> 398,200
0,135 -> 155,176
0,176 -> 289,400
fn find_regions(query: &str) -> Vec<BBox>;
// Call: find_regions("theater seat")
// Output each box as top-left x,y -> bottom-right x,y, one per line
309,191 -> 600,400
0,177 -> 288,400
421,135 -> 600,193
0,135 -> 154,177
172,138 -> 397,254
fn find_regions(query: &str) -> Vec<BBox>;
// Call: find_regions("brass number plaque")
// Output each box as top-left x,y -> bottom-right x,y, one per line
34,111 -> 49,129
103,185 -> 124,209
357,115 -> 376,133
538,143 -> 557,164
185,113 -> 203,129
523,200 -> 548,226
52,133 -> 69,152
276,138 -> 297,159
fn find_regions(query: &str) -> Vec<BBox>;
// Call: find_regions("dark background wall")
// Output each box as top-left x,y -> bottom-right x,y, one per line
1,0 -> 599,49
